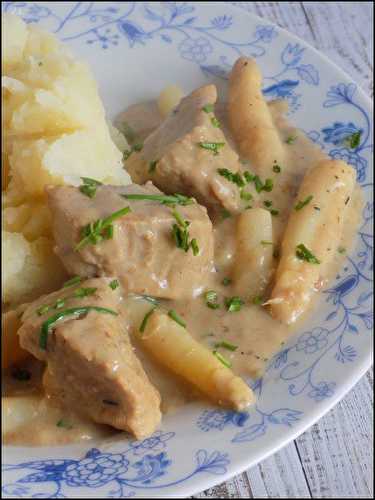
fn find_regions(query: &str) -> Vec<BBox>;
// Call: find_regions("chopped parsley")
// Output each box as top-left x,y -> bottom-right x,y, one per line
225,296 -> 244,312
123,143 -> 143,161
205,290 -> 220,309
213,350 -> 232,368
295,195 -> 313,211
79,177 -> 102,198
269,208 -> 279,216
56,419 -> 73,429
121,193 -> 194,206
214,340 -> 238,351
295,244 -> 321,264
202,104 -> 214,113
262,178 -> 274,192
263,200 -> 273,208
139,307 -> 156,333
211,116 -> 221,128
273,164 -> 281,173
75,206 -> 131,250
344,131 -> 361,149
217,168 -> 245,187
63,276 -> 82,288
252,295 -> 263,305
245,173 -> 274,193
109,279 -> 119,290
39,306 -> 118,349
222,277 -> 232,286
244,171 -> 255,183
221,209 -> 232,219
198,141 -> 225,155
168,309 -> 186,328
285,135 -> 297,144
132,143 -> 143,152
149,160 -> 158,173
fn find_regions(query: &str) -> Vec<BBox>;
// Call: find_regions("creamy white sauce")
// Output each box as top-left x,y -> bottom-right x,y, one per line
3,97 -> 362,446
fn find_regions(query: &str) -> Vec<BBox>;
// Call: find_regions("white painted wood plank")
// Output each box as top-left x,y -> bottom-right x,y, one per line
195,2 -> 373,498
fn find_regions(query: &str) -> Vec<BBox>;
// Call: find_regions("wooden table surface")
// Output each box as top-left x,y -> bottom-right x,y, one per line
193,2 -> 374,498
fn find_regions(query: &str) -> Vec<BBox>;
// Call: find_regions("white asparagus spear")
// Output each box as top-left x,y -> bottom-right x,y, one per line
137,310 -> 255,410
270,159 -> 356,324
228,57 -> 285,175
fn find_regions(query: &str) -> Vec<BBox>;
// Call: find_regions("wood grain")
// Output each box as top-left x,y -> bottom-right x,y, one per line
193,2 -> 373,498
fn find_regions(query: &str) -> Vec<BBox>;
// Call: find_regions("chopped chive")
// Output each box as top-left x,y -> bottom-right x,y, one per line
225,296 -> 244,312
344,131 -> 361,149
172,209 -> 187,228
338,246 -> 346,254
141,295 -> 159,306
217,168 -> 245,187
222,277 -> 232,286
63,276 -> 82,288
252,296 -> 263,305
214,340 -> 238,351
213,350 -> 232,368
123,149 -> 132,160
198,141 -> 225,155
56,419 -> 73,429
205,290 -> 220,309
263,200 -> 273,208
121,193 -> 194,206
191,238 -> 199,256
39,306 -> 118,350
240,189 -> 252,201
109,279 -> 119,290
285,135 -> 297,144
295,195 -> 313,211
37,304 -> 51,316
79,177 -> 102,199
295,244 -> 321,264
168,309 -> 186,328
132,143 -> 143,152
139,307 -> 156,333
149,160 -> 158,173
273,164 -> 281,173
202,104 -> 214,113
211,116 -> 221,128
73,287 -> 97,298
75,206 -> 131,250
55,298 -> 65,309
261,240 -> 273,246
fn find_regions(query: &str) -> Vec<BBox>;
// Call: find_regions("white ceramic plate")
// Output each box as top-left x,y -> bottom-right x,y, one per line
2,2 -> 373,498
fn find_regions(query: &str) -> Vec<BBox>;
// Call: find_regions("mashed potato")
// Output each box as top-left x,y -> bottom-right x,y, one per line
2,13 -> 130,305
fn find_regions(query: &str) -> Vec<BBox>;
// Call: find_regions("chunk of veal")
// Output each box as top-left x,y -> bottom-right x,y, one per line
228,57 -> 285,175
47,183 -> 214,299
138,84 -> 242,212
138,310 -> 255,411
270,160 -> 356,324
17,277 -> 161,439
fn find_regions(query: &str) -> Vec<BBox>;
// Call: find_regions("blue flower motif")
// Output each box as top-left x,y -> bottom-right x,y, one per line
211,15 -> 233,30
328,147 -> 367,182
308,382 -> 336,401
281,43 -> 305,66
322,122 -> 363,146
263,79 -> 299,98
363,201 -> 373,222
296,328 -> 329,354
63,449 -> 129,487
195,450 -> 230,475
197,410 -> 249,432
296,64 -> 319,85
179,37 -> 213,63
255,25 -> 277,42
13,3 -> 51,23
132,452 -> 171,484
324,83 -> 356,107
130,431 -> 175,456
117,20 -> 151,47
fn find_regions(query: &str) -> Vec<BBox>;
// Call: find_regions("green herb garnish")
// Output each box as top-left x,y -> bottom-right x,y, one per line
262,178 -> 274,192
79,177 -> 102,198
55,298 -> 65,309
213,350 -> 232,368
40,306 -> 118,349
252,295 -> 263,305
269,209 -> 279,216
139,307 -> 156,333
261,240 -> 273,246
63,276 -> 82,288
225,296 -> 244,312
344,131 -> 362,149
263,200 -> 273,208
338,246 -> 346,254
295,244 -> 321,264
198,142 -> 225,155
217,168 -> 245,187
295,195 -> 313,211
132,143 -> 143,152
202,104 -> 214,113
121,193 -> 194,206
205,290 -> 220,310
244,171 -> 255,183
171,209 -> 198,255
285,136 -> 297,144
75,206 -> 131,250
56,419 -> 73,429
73,287 -> 97,298
221,209 -> 232,219
222,277 -> 231,286
240,189 -> 252,201
168,309 -> 186,328
273,164 -> 281,173
211,116 -> 221,128
214,340 -> 238,351
191,238 -> 199,256
37,304 -> 51,316
109,279 -> 119,290
122,143 -> 143,161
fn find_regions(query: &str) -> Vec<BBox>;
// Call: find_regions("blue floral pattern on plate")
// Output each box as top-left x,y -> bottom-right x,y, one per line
2,2 -> 373,498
